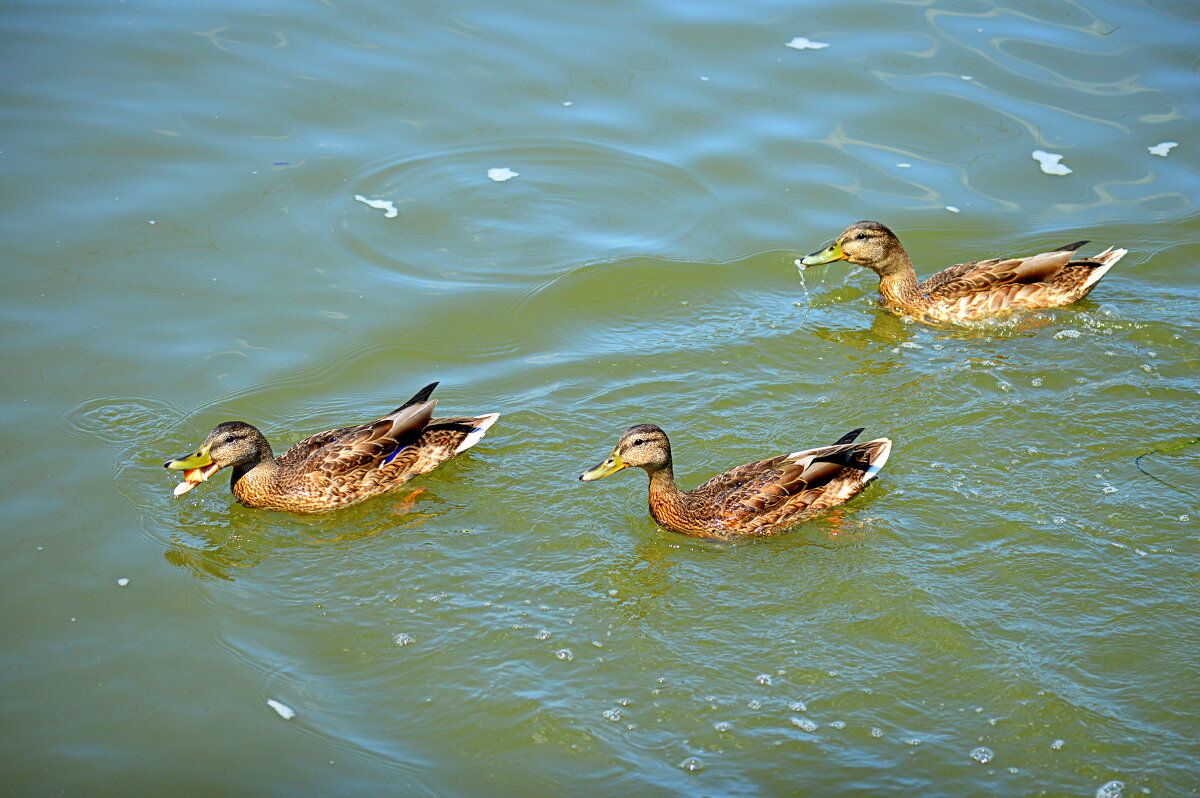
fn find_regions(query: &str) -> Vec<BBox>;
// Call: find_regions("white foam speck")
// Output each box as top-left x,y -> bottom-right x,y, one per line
1147,142 -> 1177,157
487,167 -> 519,182
679,757 -> 704,772
393,633 -> 414,646
353,195 -> 398,218
562,101 -> 573,106
1051,738 -> 1065,750
116,578 -> 129,587
944,205 -> 960,213
700,76 -> 710,81
786,37 -> 829,50
1032,150 -> 1072,175
713,721 -> 732,732
756,673 -> 772,685
870,727 -> 884,738
896,163 -> 912,168
899,341 -> 923,349
1053,329 -> 1081,339
1096,780 -> 1125,798
790,717 -> 818,732
267,699 -> 295,720
554,648 -> 574,661
960,75 -> 973,80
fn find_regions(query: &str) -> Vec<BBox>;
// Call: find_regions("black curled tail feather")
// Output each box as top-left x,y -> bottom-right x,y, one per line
396,382 -> 439,412
833,428 -> 865,446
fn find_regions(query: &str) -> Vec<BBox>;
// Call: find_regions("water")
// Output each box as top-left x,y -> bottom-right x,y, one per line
2,0 -> 1197,795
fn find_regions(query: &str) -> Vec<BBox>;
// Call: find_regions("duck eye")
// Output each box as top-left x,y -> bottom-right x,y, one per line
855,233 -> 868,240
632,439 -> 645,446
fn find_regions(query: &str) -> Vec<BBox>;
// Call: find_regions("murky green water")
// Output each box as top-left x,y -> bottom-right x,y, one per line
2,0 -> 1197,794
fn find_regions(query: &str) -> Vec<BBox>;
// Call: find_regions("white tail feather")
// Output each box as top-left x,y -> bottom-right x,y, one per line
454,413 -> 500,454
1081,247 -> 1126,292
862,438 -> 892,482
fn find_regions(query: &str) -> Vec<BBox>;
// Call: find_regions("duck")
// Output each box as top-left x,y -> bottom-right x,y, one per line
579,424 -> 891,538
800,220 -> 1126,324
164,382 -> 499,513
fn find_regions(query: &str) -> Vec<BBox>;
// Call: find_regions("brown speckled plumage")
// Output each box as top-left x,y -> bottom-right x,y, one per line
165,382 -> 499,513
580,424 -> 891,538
801,221 -> 1126,324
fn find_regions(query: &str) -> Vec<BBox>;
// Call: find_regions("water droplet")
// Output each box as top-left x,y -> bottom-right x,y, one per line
616,698 -> 632,706
747,699 -> 762,710
554,648 -> 574,661
1095,781 -> 1125,798
787,700 -> 807,712
906,738 -> 922,746
871,728 -> 884,738
535,629 -> 551,640
1051,739 -> 1065,750
970,747 -> 994,764
713,721 -> 732,732
678,757 -> 704,772
393,633 -> 414,646
829,720 -> 846,729
1102,485 -> 1118,494
756,674 -> 772,686
601,708 -> 623,721
1180,514 -> 1190,522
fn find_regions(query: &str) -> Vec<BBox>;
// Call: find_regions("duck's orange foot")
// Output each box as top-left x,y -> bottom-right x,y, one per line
390,487 -> 426,515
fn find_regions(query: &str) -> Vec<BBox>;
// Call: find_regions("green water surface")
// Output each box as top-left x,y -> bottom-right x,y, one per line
2,0 -> 1197,795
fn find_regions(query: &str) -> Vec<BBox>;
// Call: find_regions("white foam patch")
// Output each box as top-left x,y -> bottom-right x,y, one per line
117,578 -> 129,587
786,37 -> 829,50
487,167 -> 519,182
267,699 -> 295,720
1032,150 -> 1072,175
944,205 -> 960,213
1148,141 -> 1178,157
353,195 -> 398,218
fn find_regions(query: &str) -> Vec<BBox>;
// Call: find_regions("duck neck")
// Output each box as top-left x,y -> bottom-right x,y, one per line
230,449 -> 279,501
646,463 -> 688,525
874,252 -> 924,310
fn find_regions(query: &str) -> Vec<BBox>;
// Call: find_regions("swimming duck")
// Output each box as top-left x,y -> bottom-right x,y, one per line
579,424 -> 891,538
800,221 -> 1126,324
164,382 -> 499,513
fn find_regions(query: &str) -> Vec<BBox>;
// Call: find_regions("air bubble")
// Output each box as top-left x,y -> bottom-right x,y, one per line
679,757 -> 704,772
970,747 -> 994,764
790,717 -> 818,732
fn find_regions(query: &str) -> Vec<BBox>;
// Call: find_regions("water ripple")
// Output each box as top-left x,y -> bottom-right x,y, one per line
336,137 -> 715,280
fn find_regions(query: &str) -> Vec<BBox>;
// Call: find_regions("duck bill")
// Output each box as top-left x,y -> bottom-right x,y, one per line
164,444 -> 220,497
579,451 -> 627,482
800,240 -> 845,267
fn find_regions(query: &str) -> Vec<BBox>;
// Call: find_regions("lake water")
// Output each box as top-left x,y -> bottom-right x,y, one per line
2,0 -> 1197,794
